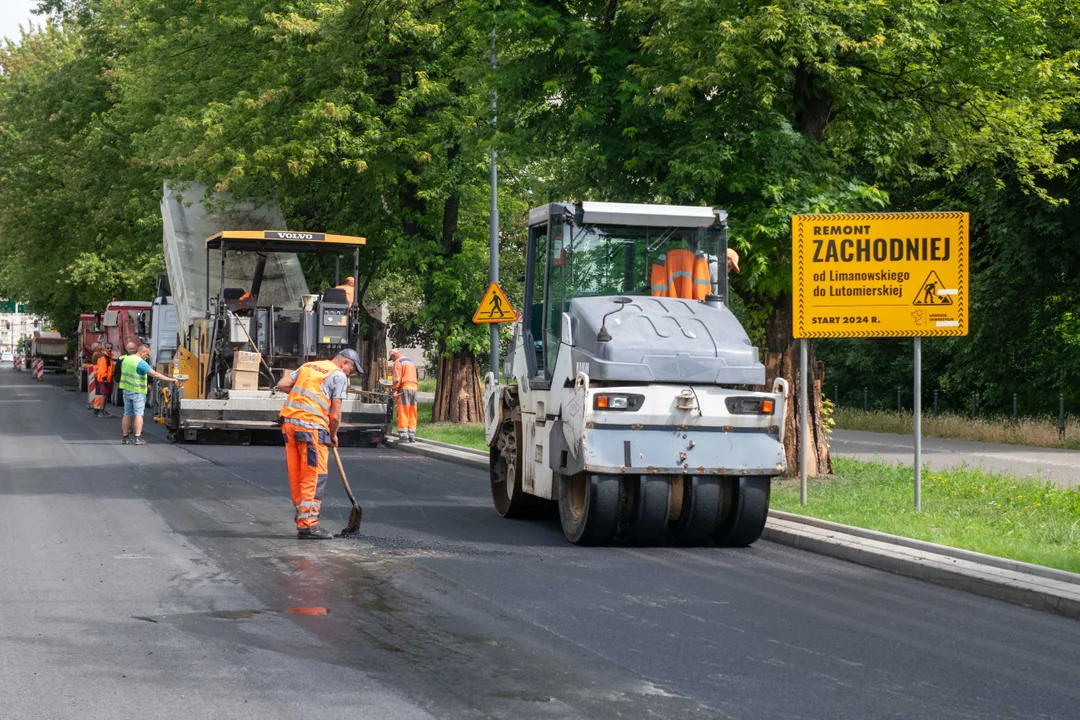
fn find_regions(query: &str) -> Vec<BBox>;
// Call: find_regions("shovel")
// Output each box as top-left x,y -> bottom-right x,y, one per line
332,447 -> 363,536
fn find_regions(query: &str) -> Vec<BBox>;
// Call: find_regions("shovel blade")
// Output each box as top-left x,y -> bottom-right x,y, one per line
338,504 -> 363,536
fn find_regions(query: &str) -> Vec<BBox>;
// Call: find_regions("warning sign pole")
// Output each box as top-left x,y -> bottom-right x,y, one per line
799,338 -> 808,505
914,337 -> 922,511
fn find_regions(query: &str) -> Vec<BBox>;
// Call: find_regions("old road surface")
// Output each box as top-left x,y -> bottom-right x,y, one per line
2,365 -> 1079,720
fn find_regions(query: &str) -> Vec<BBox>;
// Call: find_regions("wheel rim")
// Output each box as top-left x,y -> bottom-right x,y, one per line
568,473 -> 587,521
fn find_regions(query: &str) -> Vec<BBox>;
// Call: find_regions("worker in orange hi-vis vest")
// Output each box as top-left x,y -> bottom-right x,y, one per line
93,344 -> 116,418
276,349 -> 363,540
389,349 -> 419,443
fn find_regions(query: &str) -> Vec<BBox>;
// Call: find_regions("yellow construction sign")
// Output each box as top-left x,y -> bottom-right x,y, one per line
472,282 -> 518,324
792,212 -> 969,338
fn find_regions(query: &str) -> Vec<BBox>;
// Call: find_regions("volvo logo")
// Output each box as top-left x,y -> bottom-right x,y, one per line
263,231 -> 325,241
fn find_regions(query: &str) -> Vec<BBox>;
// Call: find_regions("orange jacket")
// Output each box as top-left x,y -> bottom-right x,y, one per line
392,357 -> 418,391
280,360 -> 339,430
95,353 -> 114,384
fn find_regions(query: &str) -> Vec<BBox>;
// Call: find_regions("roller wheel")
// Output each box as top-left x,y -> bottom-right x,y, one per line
665,476 -> 721,546
713,476 -> 771,547
559,473 -> 619,545
613,475 -> 670,546
490,419 -> 547,518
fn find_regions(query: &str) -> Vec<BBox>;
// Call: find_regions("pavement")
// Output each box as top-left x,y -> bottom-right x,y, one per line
3,365 -> 1080,719
832,428 -> 1080,489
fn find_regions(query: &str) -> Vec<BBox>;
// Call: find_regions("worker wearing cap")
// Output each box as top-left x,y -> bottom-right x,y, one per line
334,276 -> 355,305
389,349 -> 418,443
276,349 -> 363,540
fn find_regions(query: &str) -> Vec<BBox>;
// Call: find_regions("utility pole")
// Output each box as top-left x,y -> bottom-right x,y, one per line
488,20 -> 500,380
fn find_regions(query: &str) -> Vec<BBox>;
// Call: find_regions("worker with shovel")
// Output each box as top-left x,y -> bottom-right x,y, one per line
276,349 -> 363,540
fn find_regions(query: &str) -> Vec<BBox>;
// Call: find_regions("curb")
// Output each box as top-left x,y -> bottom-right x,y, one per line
393,436 -> 487,470
396,437 -> 1080,619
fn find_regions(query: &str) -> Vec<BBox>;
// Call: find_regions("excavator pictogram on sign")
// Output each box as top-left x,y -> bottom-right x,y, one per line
472,282 -> 518,324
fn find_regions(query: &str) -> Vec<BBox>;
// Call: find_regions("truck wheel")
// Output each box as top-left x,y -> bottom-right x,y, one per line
79,369 -> 87,393
665,476 -> 721,546
613,475 -> 670,546
559,473 -> 619,545
713,477 -> 770,547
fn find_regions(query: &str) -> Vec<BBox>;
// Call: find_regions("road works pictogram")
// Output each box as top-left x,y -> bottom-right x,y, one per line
912,271 -> 954,306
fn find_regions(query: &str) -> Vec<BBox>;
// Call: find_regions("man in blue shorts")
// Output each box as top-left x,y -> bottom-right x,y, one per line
119,344 -> 179,445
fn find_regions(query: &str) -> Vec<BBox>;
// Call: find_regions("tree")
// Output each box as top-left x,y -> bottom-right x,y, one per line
96,0 -> 501,421
495,0 -> 1080,471
0,20 -> 161,332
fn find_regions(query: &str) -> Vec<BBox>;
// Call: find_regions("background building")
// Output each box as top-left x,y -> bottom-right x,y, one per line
0,300 -> 41,354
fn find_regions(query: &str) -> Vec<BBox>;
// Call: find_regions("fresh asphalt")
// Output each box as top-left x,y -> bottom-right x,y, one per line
832,429 -> 1080,489
2,365 -> 1079,720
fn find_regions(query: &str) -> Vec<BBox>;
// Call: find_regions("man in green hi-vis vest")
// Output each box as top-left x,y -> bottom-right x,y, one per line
120,344 -> 179,446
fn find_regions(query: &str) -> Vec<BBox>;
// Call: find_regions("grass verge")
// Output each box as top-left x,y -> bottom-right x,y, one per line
772,457 -> 1080,573
412,401 -> 487,452
417,377 -> 437,393
833,407 -> 1080,451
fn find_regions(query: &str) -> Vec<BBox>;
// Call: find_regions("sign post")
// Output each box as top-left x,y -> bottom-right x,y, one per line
799,338 -> 808,505
792,212 -> 969,508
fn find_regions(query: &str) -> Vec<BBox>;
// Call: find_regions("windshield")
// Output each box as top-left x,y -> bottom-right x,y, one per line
552,223 -> 724,300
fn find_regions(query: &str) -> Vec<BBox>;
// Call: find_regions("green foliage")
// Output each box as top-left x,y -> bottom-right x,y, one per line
497,0 -> 1080,339
0,20 -> 160,331
2,0 -> 1079,413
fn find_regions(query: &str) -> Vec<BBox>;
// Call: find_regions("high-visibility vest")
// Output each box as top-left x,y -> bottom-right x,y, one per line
650,263 -> 671,297
393,357 -> 418,390
693,256 -> 712,300
119,354 -> 146,394
280,360 -> 339,431
666,249 -> 696,299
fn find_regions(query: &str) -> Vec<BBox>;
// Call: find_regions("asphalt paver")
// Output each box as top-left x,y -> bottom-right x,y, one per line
3,365 -> 1079,719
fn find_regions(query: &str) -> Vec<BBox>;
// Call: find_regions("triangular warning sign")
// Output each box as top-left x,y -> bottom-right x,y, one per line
472,282 -> 519,324
912,271 -> 954,306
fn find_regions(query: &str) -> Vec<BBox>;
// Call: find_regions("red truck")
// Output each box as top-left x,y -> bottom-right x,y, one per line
77,301 -> 152,395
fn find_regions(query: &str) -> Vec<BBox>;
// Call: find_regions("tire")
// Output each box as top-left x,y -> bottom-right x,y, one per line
558,472 -> 619,546
613,475 -> 670,546
713,476 -> 771,547
490,421 -> 548,518
79,368 -> 87,393
665,476 -> 721,546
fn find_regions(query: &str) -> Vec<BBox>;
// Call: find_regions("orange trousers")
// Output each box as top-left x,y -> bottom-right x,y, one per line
283,423 -> 330,529
396,388 -> 417,438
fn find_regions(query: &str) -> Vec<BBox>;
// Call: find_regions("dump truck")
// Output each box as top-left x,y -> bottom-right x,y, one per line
31,331 -> 69,373
156,182 -> 392,444
483,202 -> 788,546
76,301 -> 152,395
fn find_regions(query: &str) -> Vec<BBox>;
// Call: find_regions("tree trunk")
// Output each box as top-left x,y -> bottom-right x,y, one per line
764,293 -> 832,476
431,351 -> 483,423
363,312 -> 389,392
